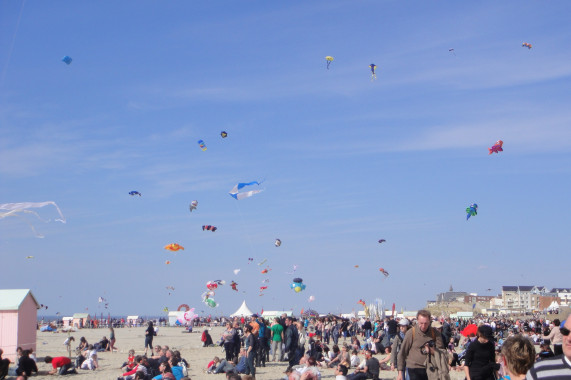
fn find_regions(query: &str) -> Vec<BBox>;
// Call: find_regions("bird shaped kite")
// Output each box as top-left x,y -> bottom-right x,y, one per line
165,243 -> 184,251
466,203 -> 478,220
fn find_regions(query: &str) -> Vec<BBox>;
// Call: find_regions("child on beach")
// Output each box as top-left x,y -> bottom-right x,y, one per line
121,349 -> 136,372
80,345 -> 98,370
64,336 -> 75,357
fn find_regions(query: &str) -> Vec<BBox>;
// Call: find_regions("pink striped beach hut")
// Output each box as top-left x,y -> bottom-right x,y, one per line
0,289 -> 40,362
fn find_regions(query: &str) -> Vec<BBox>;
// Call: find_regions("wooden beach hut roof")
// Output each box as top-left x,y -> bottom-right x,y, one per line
0,289 -> 40,310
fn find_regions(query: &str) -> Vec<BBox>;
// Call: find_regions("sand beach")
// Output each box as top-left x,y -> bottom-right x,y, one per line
3,325 -> 472,380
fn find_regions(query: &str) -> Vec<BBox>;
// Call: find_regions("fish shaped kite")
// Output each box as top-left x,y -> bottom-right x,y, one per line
325,56 -> 334,69
522,42 -> 532,49
61,56 -> 72,65
202,225 -> 217,232
369,64 -> 377,81
229,181 -> 263,200
275,238 -> 282,247
221,131 -> 228,138
198,140 -> 207,151
129,191 -> 141,196
0,201 -> 66,237
488,140 -> 503,154
466,203 -> 478,220
230,281 -> 238,291
379,268 -> 389,277
165,243 -> 184,251
189,200 -> 198,212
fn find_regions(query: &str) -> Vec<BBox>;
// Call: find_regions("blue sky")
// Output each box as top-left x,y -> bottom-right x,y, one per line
1,1 -> 570,317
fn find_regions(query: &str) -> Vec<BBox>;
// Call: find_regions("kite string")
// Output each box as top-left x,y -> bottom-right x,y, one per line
0,0 -> 27,88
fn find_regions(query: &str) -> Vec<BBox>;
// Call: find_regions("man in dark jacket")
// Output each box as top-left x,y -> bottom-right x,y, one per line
442,318 -> 452,345
284,317 -> 299,367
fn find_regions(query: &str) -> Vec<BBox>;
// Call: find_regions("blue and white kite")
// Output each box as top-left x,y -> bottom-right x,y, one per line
228,181 -> 262,200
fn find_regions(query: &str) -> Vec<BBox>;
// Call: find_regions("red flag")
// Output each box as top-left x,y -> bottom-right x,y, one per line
392,303 -> 395,317
261,307 -> 264,315
301,308 -> 304,316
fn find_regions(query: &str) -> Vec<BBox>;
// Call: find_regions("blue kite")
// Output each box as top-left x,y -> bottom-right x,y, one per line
62,56 -> 72,65
466,203 -> 478,220
229,181 -> 263,200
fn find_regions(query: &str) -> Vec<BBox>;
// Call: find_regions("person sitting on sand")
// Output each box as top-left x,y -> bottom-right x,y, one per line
209,356 -> 237,374
152,361 -> 175,380
121,349 -> 136,372
80,345 -> 98,370
78,336 -> 89,352
119,355 -> 148,380
16,350 -> 37,377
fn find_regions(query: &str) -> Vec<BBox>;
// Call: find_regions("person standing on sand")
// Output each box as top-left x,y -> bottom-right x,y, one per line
109,327 -> 117,352
145,321 -> 155,356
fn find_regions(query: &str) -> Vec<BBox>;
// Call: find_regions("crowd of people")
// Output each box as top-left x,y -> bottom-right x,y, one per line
1,311 -> 570,379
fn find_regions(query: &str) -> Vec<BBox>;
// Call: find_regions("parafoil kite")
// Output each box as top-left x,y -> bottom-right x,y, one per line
308,295 -> 315,302
229,181 -> 262,200
221,131 -> 228,138
369,64 -> 377,81
189,200 -> 198,212
488,140 -> 503,154
230,281 -> 238,291
466,203 -> 478,220
378,239 -> 386,244
325,56 -> 334,69
522,42 -> 532,49
198,140 -> 207,151
379,268 -> 389,277
275,238 -> 281,247
165,243 -> 184,251
62,56 -> 72,65
202,225 -> 217,232
291,278 -> 306,293
0,201 -> 66,237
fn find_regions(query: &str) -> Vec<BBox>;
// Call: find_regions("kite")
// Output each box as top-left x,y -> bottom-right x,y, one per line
165,243 -> 184,251
260,286 -> 268,291
189,200 -> 198,212
257,258 -> 267,266
358,299 -> 366,307
129,191 -> 141,197
379,268 -> 389,277
449,48 -> 456,56
98,297 -> 106,303
261,268 -> 270,274
248,258 -> 253,264
230,281 -> 238,291
206,280 -> 225,290
177,304 -> 190,312
61,56 -> 72,65
203,297 -> 218,308
325,56 -> 334,69
165,260 -> 171,265
202,225 -> 217,232
261,279 -> 270,283
308,295 -> 315,302
488,140 -> 503,154
228,181 -> 263,200
233,269 -> 241,275
275,238 -> 282,247
354,265 -> 359,268
466,203 -> 478,220
522,42 -> 532,49
26,256 -> 34,259
221,131 -> 228,138
285,264 -> 298,274
163,307 -> 169,313
369,64 -> 377,81
165,286 -> 175,291
0,201 -> 66,237
198,140 -> 207,151
202,290 -> 215,300
291,278 -> 306,293
378,239 -> 386,244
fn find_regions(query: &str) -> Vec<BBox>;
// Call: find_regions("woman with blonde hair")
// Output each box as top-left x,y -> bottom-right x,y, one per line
500,335 -> 535,380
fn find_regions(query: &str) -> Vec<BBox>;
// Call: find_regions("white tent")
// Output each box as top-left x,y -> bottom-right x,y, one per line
547,300 -> 560,311
230,300 -> 254,317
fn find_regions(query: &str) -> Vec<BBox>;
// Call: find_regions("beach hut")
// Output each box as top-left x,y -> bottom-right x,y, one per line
168,311 -> 184,326
230,301 -> 254,317
62,316 -> 73,327
0,289 -> 40,362
126,316 -> 139,327
72,313 -> 90,328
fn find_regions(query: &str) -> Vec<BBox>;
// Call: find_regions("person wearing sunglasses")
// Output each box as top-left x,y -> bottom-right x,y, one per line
526,319 -> 571,379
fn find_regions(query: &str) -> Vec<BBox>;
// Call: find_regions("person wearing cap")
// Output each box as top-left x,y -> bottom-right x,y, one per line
526,318 -> 571,379
397,310 -> 444,380
463,325 -> 497,380
391,318 -> 410,372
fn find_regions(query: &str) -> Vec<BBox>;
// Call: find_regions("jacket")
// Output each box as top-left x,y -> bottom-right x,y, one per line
397,325 -> 444,371
285,325 -> 298,352
425,348 -> 451,380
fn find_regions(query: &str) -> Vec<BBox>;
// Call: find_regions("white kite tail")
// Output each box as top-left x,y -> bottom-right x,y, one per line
0,201 -> 66,223
234,189 -> 263,200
